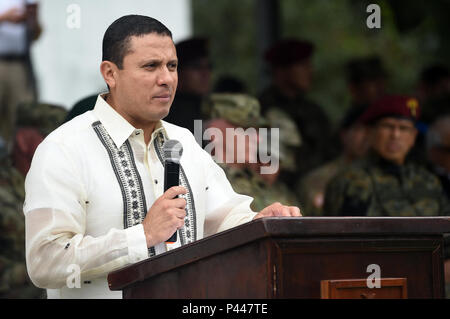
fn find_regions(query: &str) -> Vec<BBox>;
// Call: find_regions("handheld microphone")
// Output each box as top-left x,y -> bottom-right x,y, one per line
163,139 -> 183,243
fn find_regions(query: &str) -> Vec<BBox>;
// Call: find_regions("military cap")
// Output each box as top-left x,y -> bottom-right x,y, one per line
264,108 -> 302,171
206,93 -> 268,128
176,37 -> 210,69
359,95 -> 420,124
264,38 -> 314,67
16,102 -> 67,136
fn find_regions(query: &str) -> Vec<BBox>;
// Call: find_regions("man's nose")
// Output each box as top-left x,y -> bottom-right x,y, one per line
157,67 -> 176,86
390,126 -> 402,138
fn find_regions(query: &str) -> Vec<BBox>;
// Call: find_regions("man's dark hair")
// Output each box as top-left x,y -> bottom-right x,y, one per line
102,15 -> 172,69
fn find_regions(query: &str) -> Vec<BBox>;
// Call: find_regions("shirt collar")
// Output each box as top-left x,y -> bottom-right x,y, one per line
93,94 -> 167,148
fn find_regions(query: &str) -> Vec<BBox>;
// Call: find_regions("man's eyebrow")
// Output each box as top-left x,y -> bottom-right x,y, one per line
140,59 -> 162,66
139,58 -> 178,66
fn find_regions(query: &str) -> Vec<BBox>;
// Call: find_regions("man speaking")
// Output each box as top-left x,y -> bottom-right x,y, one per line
23,15 -> 301,299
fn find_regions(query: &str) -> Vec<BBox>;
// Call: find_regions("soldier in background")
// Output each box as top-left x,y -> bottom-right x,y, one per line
297,106 -> 369,216
12,101 -> 67,176
0,145 -> 44,298
324,95 -> 449,218
416,64 -> 450,109
203,93 -> 300,212
418,63 -> 450,112
426,116 -> 450,199
258,39 -> 335,187
411,64 -> 450,165
0,101 -> 66,298
346,56 -> 387,111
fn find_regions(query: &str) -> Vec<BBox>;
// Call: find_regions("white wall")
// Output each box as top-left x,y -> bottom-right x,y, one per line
31,0 -> 192,109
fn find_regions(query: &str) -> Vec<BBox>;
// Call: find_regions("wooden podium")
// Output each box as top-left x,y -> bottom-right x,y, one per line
107,217 -> 450,299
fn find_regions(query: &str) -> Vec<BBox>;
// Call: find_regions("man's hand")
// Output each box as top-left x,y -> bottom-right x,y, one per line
142,186 -> 187,247
253,202 -> 302,219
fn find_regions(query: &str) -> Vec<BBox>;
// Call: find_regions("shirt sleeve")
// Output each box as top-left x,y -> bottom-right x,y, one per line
24,140 -> 149,289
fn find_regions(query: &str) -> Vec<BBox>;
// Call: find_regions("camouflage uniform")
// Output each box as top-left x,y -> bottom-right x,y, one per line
16,102 -> 68,137
258,86 -> 337,186
323,153 -> 450,218
0,157 -> 44,298
297,156 -> 349,216
296,104 -> 369,216
264,107 -> 302,173
205,93 -> 301,212
219,163 -> 300,212
203,93 -> 268,128
0,102 -> 65,298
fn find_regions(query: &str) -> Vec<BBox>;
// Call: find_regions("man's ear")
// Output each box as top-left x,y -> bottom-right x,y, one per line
100,61 -> 118,89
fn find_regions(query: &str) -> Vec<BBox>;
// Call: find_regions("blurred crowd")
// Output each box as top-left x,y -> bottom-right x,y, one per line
0,1 -> 449,298
165,37 -> 450,220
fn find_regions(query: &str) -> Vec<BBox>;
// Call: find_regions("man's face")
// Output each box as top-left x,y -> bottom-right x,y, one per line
341,123 -> 369,160
287,59 -> 313,92
370,117 -> 418,165
112,33 -> 178,126
350,79 -> 386,105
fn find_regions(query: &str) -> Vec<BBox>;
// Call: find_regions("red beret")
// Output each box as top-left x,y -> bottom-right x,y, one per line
359,95 -> 420,124
264,39 -> 314,67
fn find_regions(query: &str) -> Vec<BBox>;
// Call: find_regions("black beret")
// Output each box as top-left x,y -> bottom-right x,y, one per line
346,56 -> 386,84
176,37 -> 209,68
264,39 -> 314,67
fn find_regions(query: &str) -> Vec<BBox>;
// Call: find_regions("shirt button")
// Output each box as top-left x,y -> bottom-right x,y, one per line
154,179 -> 158,184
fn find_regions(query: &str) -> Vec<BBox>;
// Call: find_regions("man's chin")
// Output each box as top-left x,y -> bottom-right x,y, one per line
150,103 -> 172,120
382,153 -> 406,165
159,108 -> 171,121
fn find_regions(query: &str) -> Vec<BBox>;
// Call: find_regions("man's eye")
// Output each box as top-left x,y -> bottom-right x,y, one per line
168,63 -> 178,70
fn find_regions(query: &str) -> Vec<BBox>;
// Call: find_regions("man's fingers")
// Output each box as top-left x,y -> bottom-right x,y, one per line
162,186 -> 187,200
289,206 -> 302,217
174,207 -> 187,219
280,205 -> 291,217
258,202 -> 302,218
173,197 -> 187,209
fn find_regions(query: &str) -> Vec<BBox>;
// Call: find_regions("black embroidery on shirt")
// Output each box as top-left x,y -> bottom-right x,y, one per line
92,121 -> 156,257
153,132 -> 197,245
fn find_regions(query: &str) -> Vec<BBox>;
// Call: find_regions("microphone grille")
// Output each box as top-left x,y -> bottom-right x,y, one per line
163,139 -> 183,163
